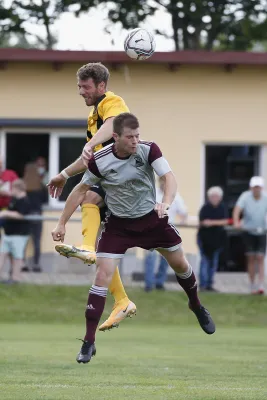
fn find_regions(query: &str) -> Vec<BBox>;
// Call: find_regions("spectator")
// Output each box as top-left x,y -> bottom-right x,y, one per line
0,158 -> 18,211
233,176 -> 267,295
23,157 -> 48,272
144,180 -> 187,292
197,186 -> 229,292
0,179 -> 31,283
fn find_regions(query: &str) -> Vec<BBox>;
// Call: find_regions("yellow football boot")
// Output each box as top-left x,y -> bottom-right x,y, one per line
55,244 -> 96,265
99,298 -> 137,331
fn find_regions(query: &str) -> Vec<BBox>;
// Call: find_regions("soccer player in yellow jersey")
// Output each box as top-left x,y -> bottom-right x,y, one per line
48,63 -> 136,331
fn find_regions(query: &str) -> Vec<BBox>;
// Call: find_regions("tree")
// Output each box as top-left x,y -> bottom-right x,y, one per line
12,0 -> 60,49
0,31 -> 40,49
0,2 -> 25,36
0,1 -> 59,49
65,0 -> 266,51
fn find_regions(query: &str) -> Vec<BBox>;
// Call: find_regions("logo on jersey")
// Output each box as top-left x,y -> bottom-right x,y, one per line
134,155 -> 144,167
109,169 -> 118,177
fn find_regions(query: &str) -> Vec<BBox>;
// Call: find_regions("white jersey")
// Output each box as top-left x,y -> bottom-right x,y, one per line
82,141 -> 171,218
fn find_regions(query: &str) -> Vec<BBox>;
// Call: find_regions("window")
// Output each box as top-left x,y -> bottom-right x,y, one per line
1,129 -> 86,208
5,133 -> 49,178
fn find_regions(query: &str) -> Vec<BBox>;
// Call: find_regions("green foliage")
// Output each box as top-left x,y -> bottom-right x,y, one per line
0,2 -> 24,34
0,0 -> 58,49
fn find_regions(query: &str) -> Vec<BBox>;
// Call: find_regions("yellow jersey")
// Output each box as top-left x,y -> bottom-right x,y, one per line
87,91 -> 129,152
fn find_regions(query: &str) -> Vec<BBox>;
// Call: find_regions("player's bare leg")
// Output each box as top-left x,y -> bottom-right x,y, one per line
158,247 -> 215,335
76,257 -> 117,363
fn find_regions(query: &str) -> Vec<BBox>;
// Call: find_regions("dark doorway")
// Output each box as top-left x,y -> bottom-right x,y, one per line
6,133 -> 49,178
58,137 -> 87,201
205,145 -> 260,272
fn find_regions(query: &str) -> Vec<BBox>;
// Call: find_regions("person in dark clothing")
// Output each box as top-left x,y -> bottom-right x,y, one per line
0,179 -> 31,283
197,186 -> 229,291
23,157 -> 48,272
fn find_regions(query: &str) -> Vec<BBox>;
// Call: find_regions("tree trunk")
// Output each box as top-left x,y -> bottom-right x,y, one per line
171,12 -> 179,50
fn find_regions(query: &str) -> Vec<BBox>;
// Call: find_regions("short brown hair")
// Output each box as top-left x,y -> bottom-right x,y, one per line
113,113 -> 139,136
76,62 -> 110,86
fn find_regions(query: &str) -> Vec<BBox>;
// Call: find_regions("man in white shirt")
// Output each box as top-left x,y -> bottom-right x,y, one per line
144,180 -> 187,291
233,176 -> 267,294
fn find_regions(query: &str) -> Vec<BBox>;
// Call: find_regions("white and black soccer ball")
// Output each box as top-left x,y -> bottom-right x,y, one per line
124,28 -> 156,60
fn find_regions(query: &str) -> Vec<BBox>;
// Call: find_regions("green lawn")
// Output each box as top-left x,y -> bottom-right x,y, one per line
1,285 -> 267,400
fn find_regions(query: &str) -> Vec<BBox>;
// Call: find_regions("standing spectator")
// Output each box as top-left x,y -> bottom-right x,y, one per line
233,176 -> 267,295
0,158 -> 18,211
197,187 -> 229,291
144,180 -> 187,291
0,179 -> 31,283
23,157 -> 48,272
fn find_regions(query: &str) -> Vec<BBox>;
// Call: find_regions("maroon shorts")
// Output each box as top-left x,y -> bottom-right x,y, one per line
97,210 -> 182,258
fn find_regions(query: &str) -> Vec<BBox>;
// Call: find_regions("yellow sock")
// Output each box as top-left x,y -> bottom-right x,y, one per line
81,203 -> 100,250
82,204 -> 128,303
108,266 -> 128,303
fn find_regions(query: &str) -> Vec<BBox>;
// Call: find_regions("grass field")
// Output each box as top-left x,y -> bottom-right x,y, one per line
1,285 -> 267,400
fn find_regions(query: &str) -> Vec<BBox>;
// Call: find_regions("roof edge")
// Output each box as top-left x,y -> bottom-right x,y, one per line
0,48 -> 267,66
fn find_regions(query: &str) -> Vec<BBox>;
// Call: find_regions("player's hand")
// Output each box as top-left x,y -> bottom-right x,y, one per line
82,142 -> 93,167
52,223 -> 66,242
47,174 -> 67,198
154,203 -> 170,219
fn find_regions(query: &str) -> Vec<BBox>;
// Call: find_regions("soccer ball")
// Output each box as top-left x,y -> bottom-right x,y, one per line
124,28 -> 156,60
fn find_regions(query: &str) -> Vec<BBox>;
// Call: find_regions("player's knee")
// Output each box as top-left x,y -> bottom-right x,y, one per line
176,258 -> 189,274
170,254 -> 189,274
81,190 -> 102,206
95,267 -> 112,287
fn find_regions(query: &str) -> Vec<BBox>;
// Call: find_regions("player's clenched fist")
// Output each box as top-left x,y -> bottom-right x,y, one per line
52,224 -> 66,242
154,202 -> 170,219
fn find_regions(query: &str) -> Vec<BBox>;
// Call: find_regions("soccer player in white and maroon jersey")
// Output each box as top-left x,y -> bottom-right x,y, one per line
51,113 -> 215,364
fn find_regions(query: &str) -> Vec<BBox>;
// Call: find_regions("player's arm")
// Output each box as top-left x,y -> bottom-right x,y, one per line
52,181 -> 90,242
82,119 -> 114,165
47,157 -> 86,198
82,97 -> 129,164
159,172 -> 177,210
51,157 -> 102,242
88,117 -> 114,150
148,142 -> 177,218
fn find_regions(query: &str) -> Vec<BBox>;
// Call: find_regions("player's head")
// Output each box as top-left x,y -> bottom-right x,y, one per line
113,113 -> 140,155
77,62 -> 110,106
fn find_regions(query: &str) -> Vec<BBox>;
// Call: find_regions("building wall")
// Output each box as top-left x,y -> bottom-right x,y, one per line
1,62 -> 267,256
